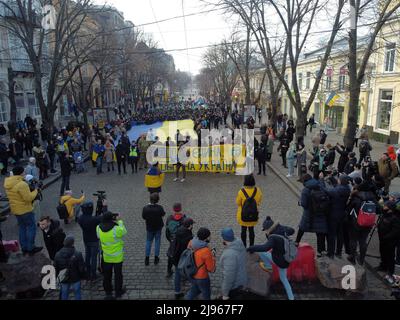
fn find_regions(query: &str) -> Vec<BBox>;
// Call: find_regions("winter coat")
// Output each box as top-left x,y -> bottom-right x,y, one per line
344,158 -> 357,175
378,211 -> 400,242
104,143 -> 115,163
358,139 -> 372,156
60,156 -> 72,177
299,179 -> 328,234
322,183 -> 351,222
256,142 -> 268,162
165,213 -> 186,241
248,224 -> 295,269
4,175 -> 37,215
236,186 -> 263,227
320,132 -> 327,145
42,219 -> 66,260
188,237 -> 216,280
54,247 -> 86,283
78,206 -> 102,244
378,158 -> 398,181
219,239 -> 247,296
267,139 -> 274,154
325,149 -> 336,166
60,195 -> 85,219
336,146 -> 349,173
8,142 -> 23,158
171,226 -> 193,265
115,143 -> 129,161
142,203 -> 166,232
25,164 -> 39,181
297,150 -> 307,165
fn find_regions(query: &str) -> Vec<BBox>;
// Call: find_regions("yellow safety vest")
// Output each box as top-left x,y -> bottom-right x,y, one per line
129,148 -> 138,157
96,221 -> 127,263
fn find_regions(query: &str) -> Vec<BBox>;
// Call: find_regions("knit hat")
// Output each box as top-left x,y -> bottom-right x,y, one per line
173,203 -> 182,213
25,174 -> 34,183
183,218 -> 194,228
221,228 -> 235,242
197,227 -> 211,241
64,236 -> 75,247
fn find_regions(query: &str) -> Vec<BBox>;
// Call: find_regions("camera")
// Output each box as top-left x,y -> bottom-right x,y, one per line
93,190 -> 106,200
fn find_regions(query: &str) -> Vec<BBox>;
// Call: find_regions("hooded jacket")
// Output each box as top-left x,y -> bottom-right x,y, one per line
248,224 -> 295,269
4,175 -> 37,215
378,158 -> 398,180
78,205 -> 102,243
219,239 -> 247,296
299,179 -> 328,234
322,183 -> 351,222
42,219 -> 66,260
97,219 -> 127,263
60,194 -> 85,219
54,246 -> 86,283
171,225 -> 193,265
188,237 -> 216,280
378,210 -> 400,242
165,213 -> 185,241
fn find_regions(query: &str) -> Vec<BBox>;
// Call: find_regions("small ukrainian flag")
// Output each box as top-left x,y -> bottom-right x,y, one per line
325,92 -> 340,107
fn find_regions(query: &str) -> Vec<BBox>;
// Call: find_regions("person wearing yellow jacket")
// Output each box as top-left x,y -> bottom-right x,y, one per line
96,212 -> 127,299
144,163 -> 165,194
60,190 -> 85,224
4,166 -> 42,256
236,174 -> 263,247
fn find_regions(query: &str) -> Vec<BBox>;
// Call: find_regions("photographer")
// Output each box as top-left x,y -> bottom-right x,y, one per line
310,148 -> 328,180
60,190 -> 85,224
378,153 -> 399,195
25,175 -> 43,220
344,152 -> 357,175
96,211 -> 127,299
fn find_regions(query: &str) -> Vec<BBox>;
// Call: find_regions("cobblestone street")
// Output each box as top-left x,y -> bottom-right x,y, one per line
1,157 -> 394,300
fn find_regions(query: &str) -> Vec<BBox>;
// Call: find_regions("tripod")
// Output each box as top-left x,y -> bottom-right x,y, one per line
365,215 -> 383,259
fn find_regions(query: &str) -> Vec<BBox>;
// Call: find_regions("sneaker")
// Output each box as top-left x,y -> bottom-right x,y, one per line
154,256 -> 160,265
385,275 -> 395,286
145,257 -> 149,266
259,261 -> 273,273
29,247 -> 43,256
286,174 -> 292,178
175,293 -> 184,300
173,178 -> 179,182
166,270 -> 173,278
180,179 -> 185,182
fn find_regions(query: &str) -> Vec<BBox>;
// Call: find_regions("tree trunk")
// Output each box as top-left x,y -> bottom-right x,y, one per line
344,86 -> 360,150
82,111 -> 88,127
295,110 -> 308,142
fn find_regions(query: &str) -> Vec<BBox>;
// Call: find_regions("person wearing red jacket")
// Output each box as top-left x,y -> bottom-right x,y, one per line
185,228 -> 216,300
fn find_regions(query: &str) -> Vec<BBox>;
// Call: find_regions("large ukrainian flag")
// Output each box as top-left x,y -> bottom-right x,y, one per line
325,92 -> 340,107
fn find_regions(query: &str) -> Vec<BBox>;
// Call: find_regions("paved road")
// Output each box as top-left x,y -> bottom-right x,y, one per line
0,159 -> 393,300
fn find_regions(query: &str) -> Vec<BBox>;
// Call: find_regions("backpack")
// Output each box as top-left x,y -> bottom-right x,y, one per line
177,248 -> 204,280
167,219 -> 182,240
356,201 -> 377,228
310,188 -> 331,216
57,252 -> 77,284
271,234 -> 298,264
359,141 -> 369,154
57,200 -> 68,220
241,188 -> 259,222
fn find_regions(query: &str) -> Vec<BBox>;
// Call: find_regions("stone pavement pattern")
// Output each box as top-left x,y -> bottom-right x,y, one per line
0,159 -> 394,300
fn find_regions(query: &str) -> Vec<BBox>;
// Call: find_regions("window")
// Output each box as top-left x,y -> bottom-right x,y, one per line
0,94 -> 8,122
326,76 -> 332,90
15,93 -> 25,108
338,75 -> 346,91
377,90 -> 393,130
306,72 -> 311,89
27,92 -> 40,116
284,99 -> 288,114
298,73 -> 303,90
384,43 -> 396,72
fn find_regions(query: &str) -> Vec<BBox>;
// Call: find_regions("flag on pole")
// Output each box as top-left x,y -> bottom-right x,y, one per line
325,92 -> 340,107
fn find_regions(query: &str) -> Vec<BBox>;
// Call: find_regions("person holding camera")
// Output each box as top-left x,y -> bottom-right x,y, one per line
358,135 -> 372,165
378,153 -> 399,195
96,211 -> 127,299
60,190 -> 85,224
5,167 -> 43,257
38,216 -> 66,261
185,227 -> 216,300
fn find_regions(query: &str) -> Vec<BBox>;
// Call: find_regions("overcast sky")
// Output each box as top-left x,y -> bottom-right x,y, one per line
93,0 -> 234,75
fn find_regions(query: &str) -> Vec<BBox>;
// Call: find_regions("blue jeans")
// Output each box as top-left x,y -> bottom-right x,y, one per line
16,212 -> 36,252
60,281 -> 81,300
185,278 -> 211,300
85,242 -> 99,279
96,157 -> 103,174
258,252 -> 294,300
174,268 -> 182,294
146,230 -> 161,257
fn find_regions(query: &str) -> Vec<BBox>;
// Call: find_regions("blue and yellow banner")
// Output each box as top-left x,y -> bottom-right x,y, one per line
325,92 -> 340,107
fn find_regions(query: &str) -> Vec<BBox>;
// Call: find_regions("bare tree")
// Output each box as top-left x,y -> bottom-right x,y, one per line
0,0 -> 96,131
345,0 -> 400,148
203,45 -> 239,107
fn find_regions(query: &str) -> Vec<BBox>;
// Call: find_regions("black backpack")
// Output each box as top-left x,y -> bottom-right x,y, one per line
241,188 -> 259,222
359,141 -> 369,154
310,188 -> 331,216
57,200 -> 68,220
